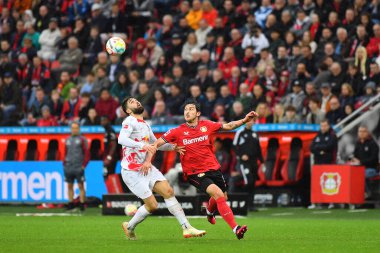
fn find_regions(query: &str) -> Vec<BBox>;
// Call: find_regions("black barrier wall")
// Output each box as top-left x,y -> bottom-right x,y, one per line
102,194 -> 248,215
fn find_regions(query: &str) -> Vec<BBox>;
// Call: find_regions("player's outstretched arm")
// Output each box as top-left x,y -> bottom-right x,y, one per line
221,111 -> 258,131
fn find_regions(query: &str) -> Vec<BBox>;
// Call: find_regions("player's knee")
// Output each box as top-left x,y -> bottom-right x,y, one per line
165,187 -> 175,198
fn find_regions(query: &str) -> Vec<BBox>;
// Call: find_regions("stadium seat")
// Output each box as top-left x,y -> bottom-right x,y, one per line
90,139 -> 102,160
4,140 -> 18,161
46,140 -> 60,160
266,138 -> 304,186
256,138 -> 281,186
25,140 -> 38,161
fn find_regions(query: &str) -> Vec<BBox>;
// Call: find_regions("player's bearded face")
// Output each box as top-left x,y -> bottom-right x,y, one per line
131,104 -> 144,115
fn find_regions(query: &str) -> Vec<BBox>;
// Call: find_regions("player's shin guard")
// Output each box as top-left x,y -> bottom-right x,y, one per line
216,197 -> 238,230
127,205 -> 151,230
207,197 -> 217,215
164,197 -> 191,229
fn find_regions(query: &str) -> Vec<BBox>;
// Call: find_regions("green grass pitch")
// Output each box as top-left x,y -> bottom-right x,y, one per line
1,206 -> 379,253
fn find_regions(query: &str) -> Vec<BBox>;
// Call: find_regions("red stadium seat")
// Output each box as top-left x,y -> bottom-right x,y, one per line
266,138 -> 304,186
256,138 -> 281,186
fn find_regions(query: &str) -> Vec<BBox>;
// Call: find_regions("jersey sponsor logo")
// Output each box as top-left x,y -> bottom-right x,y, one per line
200,126 -> 207,132
183,135 -> 208,145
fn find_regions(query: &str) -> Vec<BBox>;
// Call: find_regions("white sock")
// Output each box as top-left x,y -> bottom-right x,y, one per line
127,205 -> 151,230
164,197 -> 191,230
233,225 -> 239,233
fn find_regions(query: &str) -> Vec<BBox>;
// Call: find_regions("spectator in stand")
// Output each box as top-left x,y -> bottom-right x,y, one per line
95,89 -> 119,123
28,87 -> 48,120
202,0 -> 218,27
28,56 -> 51,103
80,72 -> 95,96
92,52 -> 108,75
55,36 -> 83,77
356,81 -> 377,108
210,103 -> 228,123
151,100 -> 174,125
290,8 -> 311,39
281,105 -> 301,123
326,97 -> 344,125
107,54 -> 127,83
273,103 -> 285,123
110,72 -> 130,103
230,100 -> 245,121
83,26 -> 102,67
355,46 -> 370,78
0,72 -> 21,125
242,26 -> 269,54
37,105 -> 58,127
236,83 -> 252,113
202,86 -> 217,118
145,37 -> 163,68
195,19 -> 212,48
92,67 -> 111,98
320,82 -> 334,114
37,18 -> 60,61
182,32 -> 200,63
306,97 -> 325,124
81,108 -> 100,126
329,62 -> 347,96
90,3 -> 107,34
255,102 -> 273,124
186,0 -> 203,30
35,5 -> 50,32
339,83 -> 356,110
254,0 -> 272,28
61,87 -> 81,125
219,47 -> 238,80
366,24 -> 380,58
213,137 -> 231,185
57,71 -> 75,100
167,83 -> 185,116
78,93 -> 94,122
47,89 -> 63,120
281,80 -> 306,115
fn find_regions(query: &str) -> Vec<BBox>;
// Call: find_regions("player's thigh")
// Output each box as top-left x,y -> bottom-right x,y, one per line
207,170 -> 228,193
121,169 -> 152,199
152,180 -> 174,199
188,174 -> 213,192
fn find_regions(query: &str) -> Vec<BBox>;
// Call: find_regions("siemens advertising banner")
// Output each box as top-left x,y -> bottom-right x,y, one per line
0,161 -> 112,203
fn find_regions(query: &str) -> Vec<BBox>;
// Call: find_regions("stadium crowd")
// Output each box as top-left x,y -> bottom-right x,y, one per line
0,0 -> 380,127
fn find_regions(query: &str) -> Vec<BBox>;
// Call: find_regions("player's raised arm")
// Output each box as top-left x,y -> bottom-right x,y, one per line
221,111 -> 258,131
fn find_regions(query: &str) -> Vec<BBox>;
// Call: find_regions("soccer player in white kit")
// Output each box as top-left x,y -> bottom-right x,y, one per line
118,97 -> 206,240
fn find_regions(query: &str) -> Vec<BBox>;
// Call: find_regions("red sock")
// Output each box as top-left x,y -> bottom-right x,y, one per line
207,197 -> 217,214
216,197 -> 238,230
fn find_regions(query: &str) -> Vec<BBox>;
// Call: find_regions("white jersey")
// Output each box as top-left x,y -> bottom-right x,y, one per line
118,116 -> 173,171
118,116 -> 155,171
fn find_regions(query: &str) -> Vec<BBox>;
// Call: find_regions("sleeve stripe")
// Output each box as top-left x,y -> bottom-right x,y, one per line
161,136 -> 169,143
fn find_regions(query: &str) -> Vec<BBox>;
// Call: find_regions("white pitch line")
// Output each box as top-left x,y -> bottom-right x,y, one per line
16,213 -> 82,217
271,212 -> 294,216
348,209 -> 368,213
312,211 -> 331,214
158,215 -> 247,219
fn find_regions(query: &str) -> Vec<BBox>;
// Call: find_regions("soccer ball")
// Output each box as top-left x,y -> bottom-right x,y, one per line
124,204 -> 137,216
106,37 -> 126,55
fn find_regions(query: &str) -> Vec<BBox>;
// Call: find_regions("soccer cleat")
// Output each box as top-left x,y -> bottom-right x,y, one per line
235,225 -> 248,240
122,222 -> 137,240
206,214 -> 216,225
201,205 -> 216,225
183,226 -> 206,238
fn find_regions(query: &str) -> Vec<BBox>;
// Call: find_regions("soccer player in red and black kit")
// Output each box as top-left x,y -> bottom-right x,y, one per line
150,99 -> 258,240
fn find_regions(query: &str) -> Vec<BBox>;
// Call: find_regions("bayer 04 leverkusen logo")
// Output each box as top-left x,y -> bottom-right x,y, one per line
320,172 -> 341,195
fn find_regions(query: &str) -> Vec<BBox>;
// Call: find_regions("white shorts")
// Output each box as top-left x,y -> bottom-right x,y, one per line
121,166 -> 167,199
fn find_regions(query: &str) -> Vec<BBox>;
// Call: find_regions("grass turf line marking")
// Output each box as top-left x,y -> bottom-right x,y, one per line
271,212 -> 294,216
347,209 -> 368,213
16,213 -> 82,217
312,211 -> 331,214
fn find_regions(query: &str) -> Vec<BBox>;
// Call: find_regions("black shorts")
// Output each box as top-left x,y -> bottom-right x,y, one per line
64,169 -> 85,184
187,169 -> 227,193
